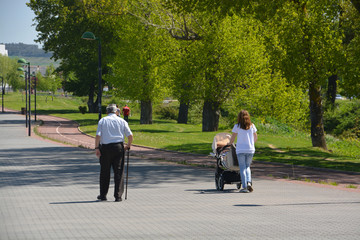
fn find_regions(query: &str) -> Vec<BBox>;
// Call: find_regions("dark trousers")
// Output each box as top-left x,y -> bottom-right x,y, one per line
124,115 -> 129,122
99,142 -> 125,199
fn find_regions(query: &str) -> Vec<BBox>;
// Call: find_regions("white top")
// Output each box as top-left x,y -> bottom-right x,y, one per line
232,124 -> 257,154
96,113 -> 133,144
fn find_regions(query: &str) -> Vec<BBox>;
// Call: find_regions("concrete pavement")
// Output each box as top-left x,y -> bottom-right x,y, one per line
1,113 -> 360,239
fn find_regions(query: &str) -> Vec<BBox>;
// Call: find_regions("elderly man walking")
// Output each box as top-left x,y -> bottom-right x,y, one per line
95,104 -> 133,202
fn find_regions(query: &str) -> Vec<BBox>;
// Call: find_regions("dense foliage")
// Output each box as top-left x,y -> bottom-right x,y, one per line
324,100 -> 360,139
23,0 -> 360,149
0,55 -> 24,92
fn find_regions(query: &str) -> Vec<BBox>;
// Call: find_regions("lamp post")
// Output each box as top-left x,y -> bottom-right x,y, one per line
18,58 -> 31,136
0,76 -> 4,113
32,72 -> 37,121
19,74 -> 25,104
81,31 -> 102,121
18,67 -> 27,128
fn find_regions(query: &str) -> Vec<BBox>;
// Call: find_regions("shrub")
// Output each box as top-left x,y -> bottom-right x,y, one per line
78,106 -> 87,114
155,105 -> 178,120
324,99 -> 360,139
187,101 -> 203,125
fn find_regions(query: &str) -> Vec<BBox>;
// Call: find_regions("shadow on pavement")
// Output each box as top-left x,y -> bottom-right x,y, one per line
0,147 -> 98,188
185,189 -> 239,194
233,201 -> 360,207
50,200 -> 100,204
0,119 -> 27,125
0,147 -> 213,188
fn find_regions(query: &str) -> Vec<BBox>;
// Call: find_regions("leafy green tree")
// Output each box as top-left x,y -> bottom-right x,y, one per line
28,0 -> 119,113
105,13 -> 171,124
340,0 -> 360,98
192,14 -> 271,131
36,64 -> 62,94
0,55 -> 23,92
118,1 -> 274,131
167,40 -> 201,124
47,64 -> 62,94
233,71 -> 309,129
265,1 -> 344,149
167,0 -> 352,150
132,1 -> 205,124
34,71 -> 47,92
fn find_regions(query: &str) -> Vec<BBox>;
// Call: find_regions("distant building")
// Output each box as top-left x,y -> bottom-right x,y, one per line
0,44 -> 8,56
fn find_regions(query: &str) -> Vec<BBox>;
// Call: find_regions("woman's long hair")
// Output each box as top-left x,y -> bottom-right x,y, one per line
237,110 -> 251,130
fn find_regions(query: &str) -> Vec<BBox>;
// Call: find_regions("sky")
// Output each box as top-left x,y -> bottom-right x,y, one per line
0,0 -> 40,47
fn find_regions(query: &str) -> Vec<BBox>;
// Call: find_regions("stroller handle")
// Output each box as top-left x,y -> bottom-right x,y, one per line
216,144 -> 232,155
220,144 -> 231,151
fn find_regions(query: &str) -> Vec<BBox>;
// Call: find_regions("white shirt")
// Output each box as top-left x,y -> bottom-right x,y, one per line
232,124 -> 257,154
96,113 -> 133,144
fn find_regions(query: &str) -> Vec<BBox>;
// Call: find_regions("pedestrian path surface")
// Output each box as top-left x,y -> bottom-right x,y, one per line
29,110 -> 360,191
1,113 -> 360,239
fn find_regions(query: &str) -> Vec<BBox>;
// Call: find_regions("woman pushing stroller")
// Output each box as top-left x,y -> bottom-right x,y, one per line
229,110 -> 258,193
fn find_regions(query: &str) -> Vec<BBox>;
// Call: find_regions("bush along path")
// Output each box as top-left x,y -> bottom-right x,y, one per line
6,108 -> 359,192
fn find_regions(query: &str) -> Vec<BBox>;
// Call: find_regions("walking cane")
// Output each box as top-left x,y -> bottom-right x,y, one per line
125,149 -> 130,200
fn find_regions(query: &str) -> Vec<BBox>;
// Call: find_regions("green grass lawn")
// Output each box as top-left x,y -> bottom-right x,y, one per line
3,92 -> 360,172
3,92 -> 83,114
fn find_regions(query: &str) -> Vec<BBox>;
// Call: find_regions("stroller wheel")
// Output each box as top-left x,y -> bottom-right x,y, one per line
215,174 -> 224,191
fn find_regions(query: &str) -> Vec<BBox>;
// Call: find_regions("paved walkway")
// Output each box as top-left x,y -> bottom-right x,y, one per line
1,112 -> 360,240
5,108 -> 360,191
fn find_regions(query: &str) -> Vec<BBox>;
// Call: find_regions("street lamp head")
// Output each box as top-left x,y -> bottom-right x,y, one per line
17,67 -> 25,72
81,31 -> 97,40
18,58 -> 29,64
19,75 -> 25,78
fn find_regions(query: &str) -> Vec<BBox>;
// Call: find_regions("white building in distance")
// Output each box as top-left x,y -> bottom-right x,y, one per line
0,44 -> 8,56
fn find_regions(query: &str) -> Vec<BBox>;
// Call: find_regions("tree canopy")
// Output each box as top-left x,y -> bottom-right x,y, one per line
27,0 -> 360,149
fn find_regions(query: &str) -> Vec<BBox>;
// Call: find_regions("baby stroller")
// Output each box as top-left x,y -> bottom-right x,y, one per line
211,133 -> 241,191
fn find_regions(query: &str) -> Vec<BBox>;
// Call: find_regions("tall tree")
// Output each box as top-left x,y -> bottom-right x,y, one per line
0,56 -> 23,92
266,1 -> 344,149
165,13 -> 270,131
340,0 -> 360,98
28,0 -> 119,113
126,2 -> 272,131
166,38 -> 202,124
105,13 -> 171,124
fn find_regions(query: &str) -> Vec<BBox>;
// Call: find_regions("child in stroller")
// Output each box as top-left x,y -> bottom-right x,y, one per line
211,133 -> 241,191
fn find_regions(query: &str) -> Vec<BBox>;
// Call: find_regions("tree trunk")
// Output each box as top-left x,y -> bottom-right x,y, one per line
309,81 -> 327,150
178,100 -> 189,124
202,100 -> 220,132
327,75 -> 337,109
140,100 -> 152,124
87,84 -> 96,113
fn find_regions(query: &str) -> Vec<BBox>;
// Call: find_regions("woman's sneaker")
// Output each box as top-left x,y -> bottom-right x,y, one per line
247,182 -> 253,192
240,188 -> 249,193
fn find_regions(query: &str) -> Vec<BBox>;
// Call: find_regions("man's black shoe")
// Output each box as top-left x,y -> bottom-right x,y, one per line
115,197 -> 122,202
97,195 -> 107,201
